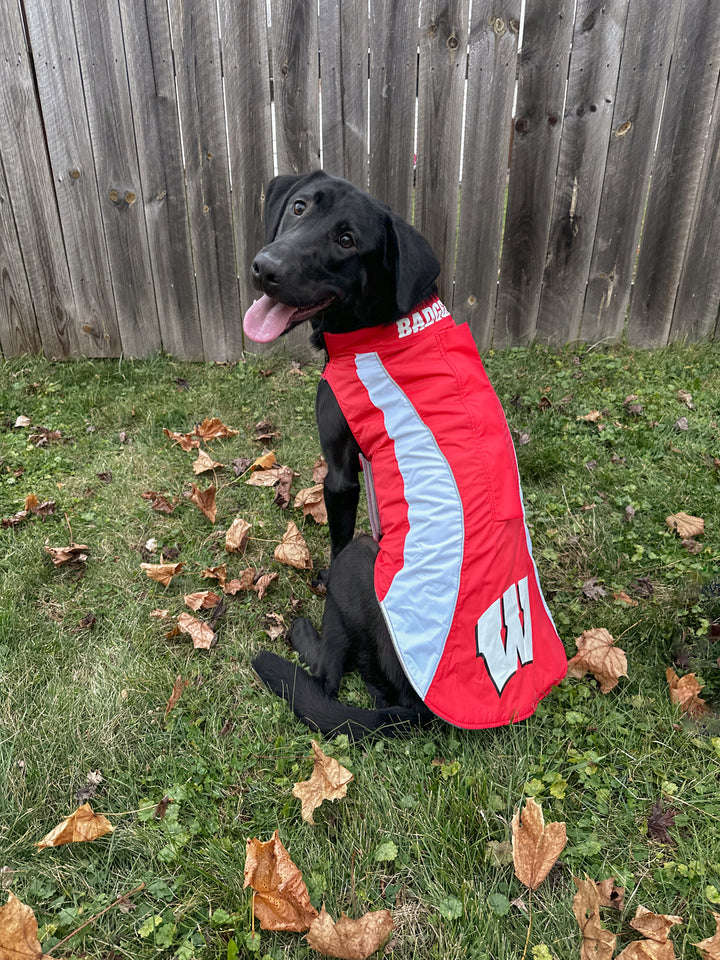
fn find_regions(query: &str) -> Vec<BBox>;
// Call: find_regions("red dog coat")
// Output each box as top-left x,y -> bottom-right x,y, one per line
322,297 -> 567,729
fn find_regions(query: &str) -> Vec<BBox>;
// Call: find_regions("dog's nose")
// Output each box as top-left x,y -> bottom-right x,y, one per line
251,250 -> 283,294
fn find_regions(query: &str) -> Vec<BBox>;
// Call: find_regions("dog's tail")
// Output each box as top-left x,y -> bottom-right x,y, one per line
252,651 -> 431,741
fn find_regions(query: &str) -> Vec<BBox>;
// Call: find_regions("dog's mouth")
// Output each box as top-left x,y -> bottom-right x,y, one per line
243,294 -> 335,343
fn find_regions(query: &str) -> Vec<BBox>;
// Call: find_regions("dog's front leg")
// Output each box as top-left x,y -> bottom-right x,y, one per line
316,378 -> 361,561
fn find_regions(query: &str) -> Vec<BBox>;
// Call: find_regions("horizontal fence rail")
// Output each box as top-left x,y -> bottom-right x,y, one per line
0,0 -> 719,360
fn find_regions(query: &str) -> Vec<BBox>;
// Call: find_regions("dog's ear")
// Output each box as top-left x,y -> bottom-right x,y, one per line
263,171 -> 327,243
385,215 -> 441,315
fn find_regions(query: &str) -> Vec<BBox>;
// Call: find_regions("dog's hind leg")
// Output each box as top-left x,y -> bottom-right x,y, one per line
288,617 -> 322,671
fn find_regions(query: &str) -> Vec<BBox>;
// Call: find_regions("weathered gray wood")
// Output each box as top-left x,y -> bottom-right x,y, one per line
23,0 -> 122,357
168,0 -> 243,362
221,0 -> 275,325
535,0 -> 630,345
269,0 -> 321,175
71,0 -> 160,358
494,0 -> 575,347
626,0 -> 720,347
581,0 -> 682,343
671,81 -> 720,341
0,157 -> 41,356
415,0 -> 470,303
368,0 -> 420,221
118,0 -> 204,359
0,0 -> 76,357
318,0 -> 369,188
453,4 -> 519,347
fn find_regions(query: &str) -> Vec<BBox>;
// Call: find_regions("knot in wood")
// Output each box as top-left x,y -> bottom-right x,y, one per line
492,18 -> 505,35
447,34 -> 459,50
280,61 -> 289,76
69,169 -> 81,180
428,21 -> 438,37
514,117 -> 529,134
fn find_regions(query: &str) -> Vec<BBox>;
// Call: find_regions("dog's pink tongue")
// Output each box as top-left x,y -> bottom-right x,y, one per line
243,295 -> 296,343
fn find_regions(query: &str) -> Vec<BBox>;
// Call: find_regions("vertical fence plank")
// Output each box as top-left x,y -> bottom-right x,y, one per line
670,84 -> 720,341
626,0 -> 720,347
535,0 -> 629,345
221,0 -> 275,321
70,0 -> 160,357
368,0 -> 420,221
23,0 -> 122,357
453,5 -> 519,347
119,0 -> 203,359
581,2 -> 681,343
168,0 -> 242,362
494,0 -> 575,347
319,0 -> 369,188
415,0 -> 470,303
0,158 -> 41,356
270,0 -> 321,175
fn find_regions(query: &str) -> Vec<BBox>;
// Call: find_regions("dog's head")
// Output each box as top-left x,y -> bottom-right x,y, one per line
243,171 -> 440,345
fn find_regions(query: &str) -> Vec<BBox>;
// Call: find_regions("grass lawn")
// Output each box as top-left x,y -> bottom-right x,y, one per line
1,341 -> 719,960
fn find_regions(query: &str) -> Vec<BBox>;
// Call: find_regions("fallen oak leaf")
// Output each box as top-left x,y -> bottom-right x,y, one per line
294,483 -> 328,524
140,561 -> 184,587
511,796 -> 567,891
164,676 -> 189,717
666,667 -> 709,718
0,892 -> 50,959
37,802 -> 113,848
274,521 -> 312,570
188,483 -> 217,523
226,517 -> 251,552
573,874 -> 616,960
629,905 -> 683,942
694,912 -> 720,960
306,905 -> 393,960
665,512 -> 704,538
192,449 -> 224,474
567,628 -> 628,693
244,830 -> 319,931
292,740 -> 354,824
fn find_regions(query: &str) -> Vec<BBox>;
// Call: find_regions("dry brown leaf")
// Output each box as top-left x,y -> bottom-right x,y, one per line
141,562 -> 184,587
666,668 -> 710,718
313,455 -> 328,483
251,450 -> 277,471
164,675 -> 189,718
577,410 -> 603,422
14,415 -> 32,428
192,449 -> 224,474
188,484 -> 217,523
246,467 -> 284,487
163,427 -> 200,451
615,940 -> 676,960
511,796 -> 567,891
141,490 -> 177,513
37,802 -> 113,849
629,906 -> 683,943
194,417 -> 238,441
294,484 -> 328,524
573,875 -> 616,960
567,628 -> 628,693
149,608 -> 170,619
201,564 -> 227,587
274,521 -> 313,570
665,512 -> 704,538
292,740 -> 354,824
265,612 -> 287,640
223,569 -> 257,594
595,877 -> 625,911
254,571 -> 279,599
274,465 -> 295,509
184,590 -> 221,611
0,892 -> 49,959
243,830 -> 319,931
174,612 -> 215,650
226,517 -> 251,553
306,905 -> 393,960
44,544 -> 90,566
694,913 -> 720,960
614,591 -> 639,607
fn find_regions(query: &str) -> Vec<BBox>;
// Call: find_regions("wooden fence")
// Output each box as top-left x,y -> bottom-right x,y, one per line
0,0 -> 719,360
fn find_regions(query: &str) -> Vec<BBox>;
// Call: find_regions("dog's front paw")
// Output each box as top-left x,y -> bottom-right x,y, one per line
310,568 -> 330,595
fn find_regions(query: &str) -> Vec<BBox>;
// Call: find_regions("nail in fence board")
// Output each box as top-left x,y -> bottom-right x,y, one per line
494,0 -> 575,348
535,0 -> 630,346
626,0 -> 720,347
453,4 -> 519,347
119,0 -> 204,359
581,0 -> 682,344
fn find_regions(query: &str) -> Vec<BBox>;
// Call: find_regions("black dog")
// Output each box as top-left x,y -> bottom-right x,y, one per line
244,171 -> 566,740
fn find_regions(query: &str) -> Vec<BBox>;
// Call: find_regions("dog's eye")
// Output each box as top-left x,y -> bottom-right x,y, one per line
292,200 -> 306,215
338,233 -> 354,249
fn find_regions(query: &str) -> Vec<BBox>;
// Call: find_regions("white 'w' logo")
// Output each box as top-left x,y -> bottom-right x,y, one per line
475,576 -> 533,695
